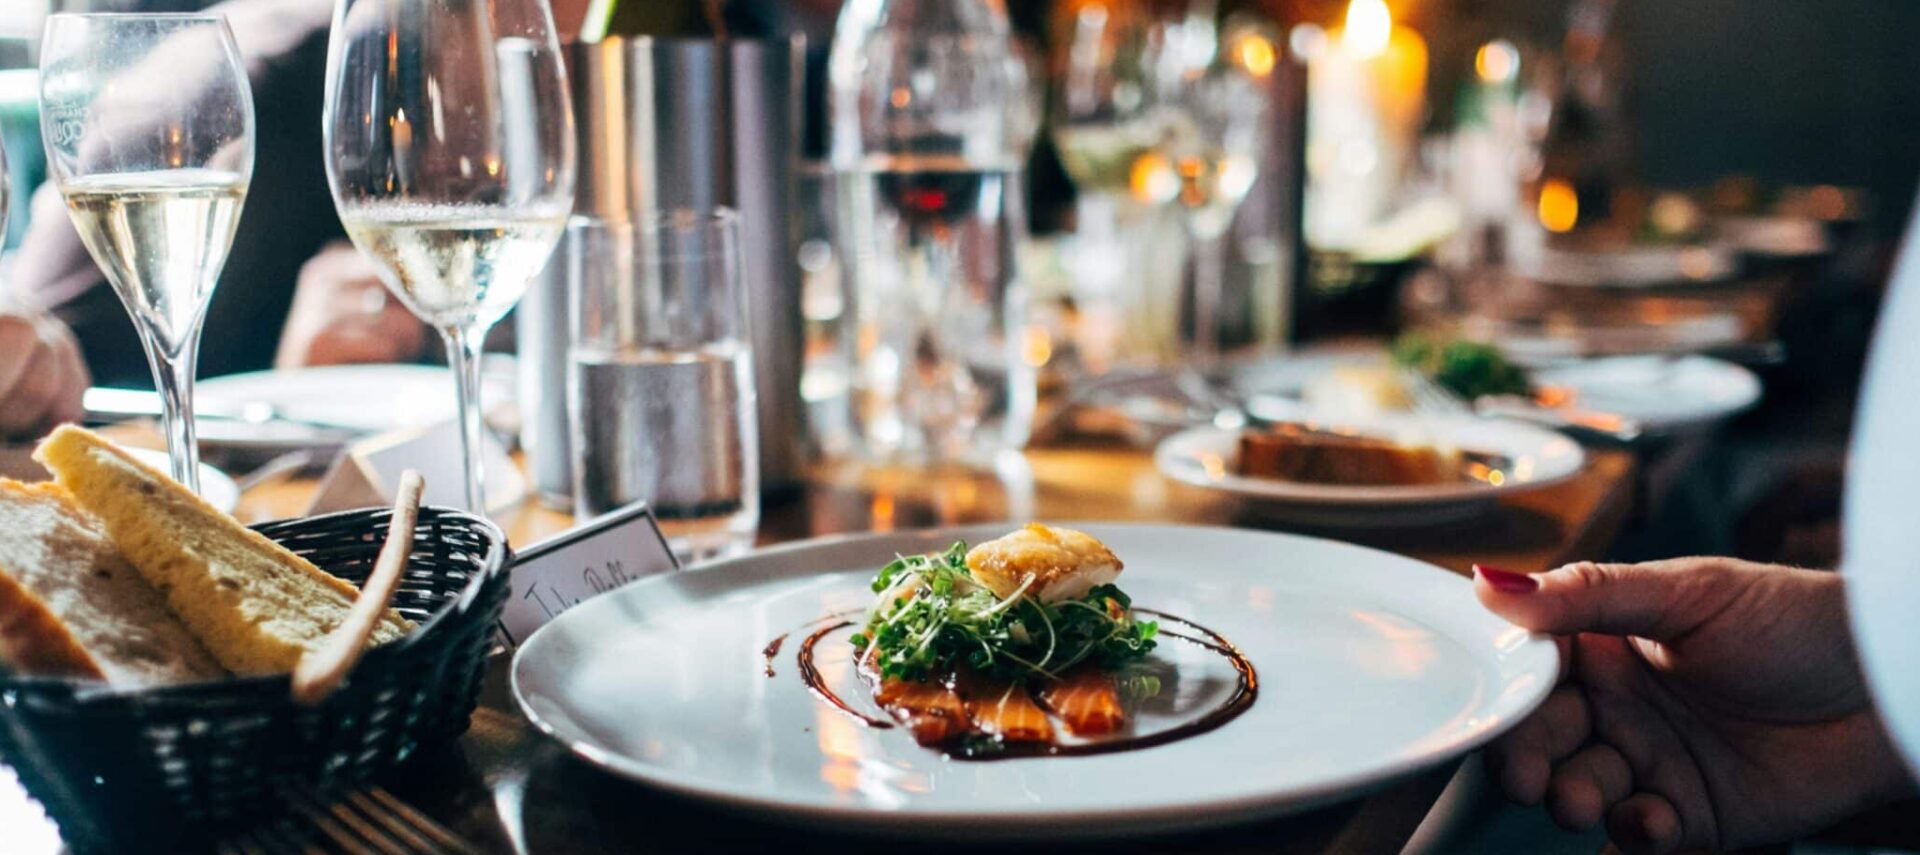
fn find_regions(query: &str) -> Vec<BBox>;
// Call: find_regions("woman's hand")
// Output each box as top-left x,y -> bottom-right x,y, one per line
275,241 -> 426,369
1475,557 -> 1918,854
0,309 -> 88,441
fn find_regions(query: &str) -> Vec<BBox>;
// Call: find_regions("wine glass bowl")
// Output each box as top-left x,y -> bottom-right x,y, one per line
1049,2 -> 1168,205
39,13 -> 255,494
324,0 -> 575,511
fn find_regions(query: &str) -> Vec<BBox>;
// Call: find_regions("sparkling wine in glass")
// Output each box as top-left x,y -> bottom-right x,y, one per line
39,13 -> 254,494
324,0 -> 575,512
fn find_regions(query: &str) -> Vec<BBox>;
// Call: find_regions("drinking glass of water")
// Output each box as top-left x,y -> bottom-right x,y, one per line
568,211 -> 760,562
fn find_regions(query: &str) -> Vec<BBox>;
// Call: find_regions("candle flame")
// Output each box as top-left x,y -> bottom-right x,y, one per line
1344,0 -> 1393,59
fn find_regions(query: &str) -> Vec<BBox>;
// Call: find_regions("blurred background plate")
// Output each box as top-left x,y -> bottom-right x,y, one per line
189,361 -> 517,453
1154,417 -> 1586,528
0,445 -> 238,513
1529,355 -> 1761,433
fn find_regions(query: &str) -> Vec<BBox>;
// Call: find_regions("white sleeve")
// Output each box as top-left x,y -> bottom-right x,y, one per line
1844,194 -> 1920,776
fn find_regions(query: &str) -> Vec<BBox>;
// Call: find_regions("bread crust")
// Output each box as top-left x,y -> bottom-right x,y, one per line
0,565 -> 105,680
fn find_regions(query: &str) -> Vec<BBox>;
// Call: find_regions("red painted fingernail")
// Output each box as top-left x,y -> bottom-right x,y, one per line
1475,564 -> 1539,594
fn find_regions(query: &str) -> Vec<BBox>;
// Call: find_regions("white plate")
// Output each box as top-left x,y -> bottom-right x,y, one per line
1530,355 -> 1761,432
194,362 -> 515,451
512,523 -> 1558,837
1239,349 -> 1760,436
0,446 -> 238,513
1155,417 -> 1586,527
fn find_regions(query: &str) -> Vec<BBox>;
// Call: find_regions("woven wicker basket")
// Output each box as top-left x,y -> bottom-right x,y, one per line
0,506 -> 511,852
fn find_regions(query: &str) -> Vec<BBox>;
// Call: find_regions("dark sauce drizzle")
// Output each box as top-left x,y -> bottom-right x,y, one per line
796,619 -> 893,728
762,633 -> 789,678
784,607 -> 1257,760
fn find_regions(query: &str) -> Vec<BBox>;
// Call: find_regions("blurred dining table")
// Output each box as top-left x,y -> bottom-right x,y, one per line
11,427 -> 1637,854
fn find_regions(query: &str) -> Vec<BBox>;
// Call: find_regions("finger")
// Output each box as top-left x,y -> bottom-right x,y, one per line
1484,685 -> 1590,804
1606,792 -> 1684,855
42,336 -> 88,429
1575,637 -> 1721,847
1473,560 -> 1742,642
1547,743 -> 1634,830
0,344 -> 55,437
0,314 -> 38,395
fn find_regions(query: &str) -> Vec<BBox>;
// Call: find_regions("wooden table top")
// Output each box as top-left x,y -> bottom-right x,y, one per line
236,441 -> 1635,579
19,433 -> 1636,853
234,439 -> 1635,854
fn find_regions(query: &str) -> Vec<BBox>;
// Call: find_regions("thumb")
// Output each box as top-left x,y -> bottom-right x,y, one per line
1473,559 -> 1741,641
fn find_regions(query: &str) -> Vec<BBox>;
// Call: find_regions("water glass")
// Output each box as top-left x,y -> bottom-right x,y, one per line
568,211 -> 759,562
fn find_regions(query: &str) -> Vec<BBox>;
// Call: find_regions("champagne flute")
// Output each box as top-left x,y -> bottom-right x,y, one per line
323,0 -> 575,512
39,13 -> 254,494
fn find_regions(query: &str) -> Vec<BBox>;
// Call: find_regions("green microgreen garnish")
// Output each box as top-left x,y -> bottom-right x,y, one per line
852,541 -> 1158,685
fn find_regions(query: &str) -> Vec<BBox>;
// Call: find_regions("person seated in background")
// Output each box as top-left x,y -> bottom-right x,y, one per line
273,241 -> 426,369
7,0 -> 428,386
0,303 -> 87,441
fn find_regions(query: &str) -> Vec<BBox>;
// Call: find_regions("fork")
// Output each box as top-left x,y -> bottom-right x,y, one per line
214,785 -> 486,855
1401,369 -> 1645,443
1398,370 -> 1475,418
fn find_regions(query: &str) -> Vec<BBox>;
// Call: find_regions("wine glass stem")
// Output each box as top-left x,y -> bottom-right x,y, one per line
1190,227 -> 1226,370
139,324 -> 202,494
442,323 -> 489,513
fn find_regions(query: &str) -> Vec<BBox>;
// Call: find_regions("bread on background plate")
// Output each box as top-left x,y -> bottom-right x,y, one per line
36,426 -> 415,676
0,480 -> 226,687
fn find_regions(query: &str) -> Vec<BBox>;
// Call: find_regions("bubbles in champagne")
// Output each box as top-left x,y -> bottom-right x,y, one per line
340,202 -> 566,329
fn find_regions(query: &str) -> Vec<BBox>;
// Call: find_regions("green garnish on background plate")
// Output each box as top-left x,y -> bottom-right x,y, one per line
1391,333 -> 1532,400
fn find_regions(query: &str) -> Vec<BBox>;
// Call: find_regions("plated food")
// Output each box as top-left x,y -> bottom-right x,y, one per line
1237,423 -> 1464,487
806,524 -> 1253,759
0,426 -> 411,685
1301,334 -> 1531,418
511,523 -> 1560,835
1388,334 -> 1531,400
1157,418 -> 1585,527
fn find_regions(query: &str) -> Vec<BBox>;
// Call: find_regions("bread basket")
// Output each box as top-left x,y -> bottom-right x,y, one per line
0,505 -> 511,852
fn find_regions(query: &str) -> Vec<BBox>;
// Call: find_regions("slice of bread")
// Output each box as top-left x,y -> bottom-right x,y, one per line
0,567 -> 103,681
36,426 -> 413,676
0,479 -> 225,686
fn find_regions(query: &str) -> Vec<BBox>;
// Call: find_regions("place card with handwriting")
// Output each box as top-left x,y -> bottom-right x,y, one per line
498,501 -> 681,645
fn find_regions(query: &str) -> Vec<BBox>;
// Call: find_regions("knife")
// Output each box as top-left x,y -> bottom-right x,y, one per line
83,387 -> 368,436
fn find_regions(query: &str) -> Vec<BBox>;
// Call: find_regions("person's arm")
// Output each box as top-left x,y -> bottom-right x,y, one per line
1843,188 -> 1920,781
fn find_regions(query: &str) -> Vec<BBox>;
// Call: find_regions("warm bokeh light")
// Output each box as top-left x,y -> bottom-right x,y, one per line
1474,39 -> 1520,84
1234,33 -> 1278,78
1343,0 -> 1392,59
1538,179 -> 1579,233
1129,151 -> 1178,204
1022,324 -> 1053,368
